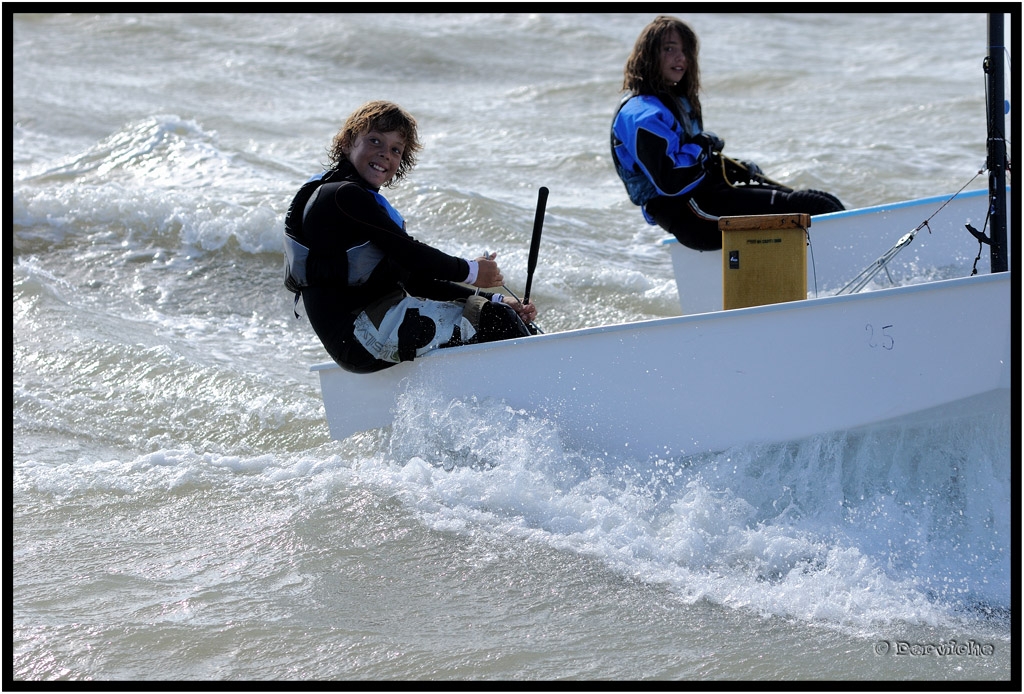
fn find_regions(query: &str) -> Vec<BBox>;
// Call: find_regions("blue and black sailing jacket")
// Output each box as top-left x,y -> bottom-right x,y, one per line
611,94 -> 709,224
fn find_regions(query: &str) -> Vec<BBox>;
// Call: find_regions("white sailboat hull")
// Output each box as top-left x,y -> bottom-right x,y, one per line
312,271 -> 1011,458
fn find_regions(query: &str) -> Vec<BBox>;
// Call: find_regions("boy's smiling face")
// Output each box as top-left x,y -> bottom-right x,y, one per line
344,129 -> 407,188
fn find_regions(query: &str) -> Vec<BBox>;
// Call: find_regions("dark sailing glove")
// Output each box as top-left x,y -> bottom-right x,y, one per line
739,160 -> 763,181
693,130 -> 725,155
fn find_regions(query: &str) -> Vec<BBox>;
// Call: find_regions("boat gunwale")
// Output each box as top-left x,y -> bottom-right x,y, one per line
310,269 -> 1011,373
657,187 -> 1004,246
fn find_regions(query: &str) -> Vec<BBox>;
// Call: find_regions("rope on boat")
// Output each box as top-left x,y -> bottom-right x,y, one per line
834,169 -> 987,295
836,226 -> 923,295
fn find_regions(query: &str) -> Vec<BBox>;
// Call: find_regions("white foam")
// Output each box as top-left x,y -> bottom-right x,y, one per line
350,386 -> 1012,628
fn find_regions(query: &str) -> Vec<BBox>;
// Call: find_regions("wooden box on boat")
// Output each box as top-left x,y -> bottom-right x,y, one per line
721,213 -> 810,310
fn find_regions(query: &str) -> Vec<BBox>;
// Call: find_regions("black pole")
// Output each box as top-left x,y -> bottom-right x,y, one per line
523,186 -> 548,306
987,13 -> 1009,273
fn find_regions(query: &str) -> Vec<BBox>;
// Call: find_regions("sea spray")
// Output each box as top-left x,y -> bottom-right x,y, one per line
381,384 -> 1010,627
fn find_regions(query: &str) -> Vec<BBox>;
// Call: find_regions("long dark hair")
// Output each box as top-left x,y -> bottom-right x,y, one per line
622,16 -> 702,124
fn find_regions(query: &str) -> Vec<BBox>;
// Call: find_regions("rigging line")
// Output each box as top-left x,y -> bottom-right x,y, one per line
496,284 -> 544,334
917,168 -> 986,232
836,169 -> 986,296
803,224 -> 818,299
480,253 -> 544,334
837,225 -> 925,295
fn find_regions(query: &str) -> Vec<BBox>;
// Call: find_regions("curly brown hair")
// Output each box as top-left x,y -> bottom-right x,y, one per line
622,16 -> 702,124
327,100 -> 422,186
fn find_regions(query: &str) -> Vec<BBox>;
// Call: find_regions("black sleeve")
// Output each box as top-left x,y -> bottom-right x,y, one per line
302,181 -> 471,289
635,128 -> 708,197
336,183 -> 470,281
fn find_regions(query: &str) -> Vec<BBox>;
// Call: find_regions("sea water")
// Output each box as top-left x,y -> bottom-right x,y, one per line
11,12 -> 1014,682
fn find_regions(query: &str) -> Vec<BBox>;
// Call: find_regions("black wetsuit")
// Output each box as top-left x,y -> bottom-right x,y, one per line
296,162 -> 494,373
